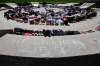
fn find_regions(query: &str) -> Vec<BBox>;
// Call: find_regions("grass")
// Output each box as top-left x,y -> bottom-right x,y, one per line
0,0 -> 83,3
0,0 -> 85,6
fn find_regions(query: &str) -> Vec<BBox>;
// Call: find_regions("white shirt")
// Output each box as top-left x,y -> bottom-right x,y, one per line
56,19 -> 63,24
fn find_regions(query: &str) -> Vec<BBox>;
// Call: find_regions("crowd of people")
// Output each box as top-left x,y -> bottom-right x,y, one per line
4,4 -> 97,26
0,27 -> 95,37
12,28 -> 81,37
12,28 -> 95,37
10,27 -> 94,37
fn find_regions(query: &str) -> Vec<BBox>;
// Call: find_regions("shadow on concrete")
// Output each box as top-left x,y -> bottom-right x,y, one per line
0,29 -> 13,37
0,53 -> 100,66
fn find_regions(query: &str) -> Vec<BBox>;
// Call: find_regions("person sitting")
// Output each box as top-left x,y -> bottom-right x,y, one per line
13,28 -> 24,35
55,19 -> 63,26
63,16 -> 69,26
42,29 -> 51,37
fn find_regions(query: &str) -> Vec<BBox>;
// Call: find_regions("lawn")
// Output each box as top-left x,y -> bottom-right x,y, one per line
1,0 -> 84,3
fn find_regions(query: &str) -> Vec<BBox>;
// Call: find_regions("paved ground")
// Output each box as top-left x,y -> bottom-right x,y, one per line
0,9 -> 100,58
